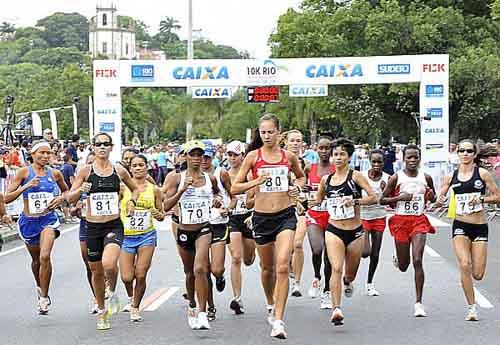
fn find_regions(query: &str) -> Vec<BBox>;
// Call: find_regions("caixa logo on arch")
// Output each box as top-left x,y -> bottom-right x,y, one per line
172,65 -> 229,80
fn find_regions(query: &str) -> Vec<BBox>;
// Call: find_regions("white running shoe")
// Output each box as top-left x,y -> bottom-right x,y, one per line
38,297 -> 51,315
465,304 -> 479,321
130,307 -> 143,322
393,255 -> 400,270
270,320 -> 287,339
108,293 -> 120,315
266,304 -> 275,326
36,287 -> 42,300
89,298 -> 99,314
197,312 -> 211,330
343,279 -> 354,298
291,279 -> 302,297
308,278 -> 322,298
330,307 -> 344,326
320,291 -> 333,309
414,302 -> 427,317
122,297 -> 133,312
366,283 -> 380,297
187,306 -> 199,330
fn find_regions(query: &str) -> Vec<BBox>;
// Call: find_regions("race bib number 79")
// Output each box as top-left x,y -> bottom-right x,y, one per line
455,193 -> 483,216
258,167 -> 289,193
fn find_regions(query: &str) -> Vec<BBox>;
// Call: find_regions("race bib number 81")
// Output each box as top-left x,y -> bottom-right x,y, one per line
455,193 -> 483,216
327,196 -> 355,220
180,198 -> 210,225
396,194 -> 424,216
258,167 -> 289,193
28,192 -> 54,214
90,192 -> 119,216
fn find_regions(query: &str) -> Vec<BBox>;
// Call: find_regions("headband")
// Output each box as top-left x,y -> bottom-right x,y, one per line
31,142 -> 51,154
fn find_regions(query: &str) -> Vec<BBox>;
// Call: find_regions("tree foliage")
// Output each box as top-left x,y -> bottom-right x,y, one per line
36,13 -> 89,50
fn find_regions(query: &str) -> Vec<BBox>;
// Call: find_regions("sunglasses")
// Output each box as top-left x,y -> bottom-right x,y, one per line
457,149 -> 475,154
94,141 -> 112,147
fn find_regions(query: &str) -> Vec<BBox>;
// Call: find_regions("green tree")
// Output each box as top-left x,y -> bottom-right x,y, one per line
0,22 -> 16,35
20,47 -> 89,67
36,13 -> 89,51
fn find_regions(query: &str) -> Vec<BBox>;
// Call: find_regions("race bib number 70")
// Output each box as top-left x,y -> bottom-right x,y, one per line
180,198 -> 211,225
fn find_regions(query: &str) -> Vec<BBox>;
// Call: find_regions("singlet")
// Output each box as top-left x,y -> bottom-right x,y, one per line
121,182 -> 155,235
210,167 -> 230,225
394,170 -> 428,217
21,165 -> 57,215
178,171 -> 213,225
307,163 -> 336,212
360,170 -> 389,220
450,166 -> 486,216
87,164 -> 121,217
325,170 -> 362,221
252,148 -> 290,193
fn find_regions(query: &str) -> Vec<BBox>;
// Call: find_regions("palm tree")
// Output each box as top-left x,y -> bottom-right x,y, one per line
159,16 -> 181,34
0,22 -> 15,35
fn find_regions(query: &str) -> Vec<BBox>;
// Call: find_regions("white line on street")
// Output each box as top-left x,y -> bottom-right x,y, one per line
144,287 -> 180,312
424,245 -> 441,258
474,287 -> 494,309
0,224 -> 79,258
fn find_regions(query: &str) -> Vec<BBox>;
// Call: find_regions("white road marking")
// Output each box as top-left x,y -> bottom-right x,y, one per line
143,287 -> 179,312
424,245 -> 441,258
0,224 -> 79,258
474,287 -> 494,309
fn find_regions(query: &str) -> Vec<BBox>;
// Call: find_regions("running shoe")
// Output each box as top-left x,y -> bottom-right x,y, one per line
187,306 -> 199,330
308,278 -> 322,298
96,309 -> 111,330
366,283 -> 380,297
207,306 -> 217,322
320,291 -> 333,309
197,312 -> 211,330
89,298 -> 99,314
130,307 -> 143,322
270,320 -> 287,339
230,297 -> 245,315
122,297 -> 133,312
291,279 -> 302,297
414,303 -> 427,317
465,304 -> 478,321
38,296 -> 51,315
36,287 -> 42,300
331,307 -> 344,326
343,278 -> 354,298
266,304 -> 275,326
108,293 -> 120,315
215,276 -> 226,292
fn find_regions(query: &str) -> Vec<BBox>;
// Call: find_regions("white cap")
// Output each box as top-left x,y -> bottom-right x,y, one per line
227,141 -> 245,155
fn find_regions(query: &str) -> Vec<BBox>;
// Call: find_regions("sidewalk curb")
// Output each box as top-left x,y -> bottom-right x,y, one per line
0,228 -> 19,245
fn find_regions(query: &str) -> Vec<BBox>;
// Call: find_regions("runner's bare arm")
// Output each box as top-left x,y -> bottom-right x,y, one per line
288,152 -> 306,188
65,165 -> 91,203
380,174 -> 406,205
163,173 -> 187,212
152,186 -> 165,221
424,173 -> 437,203
46,170 -> 69,211
353,171 -> 377,206
117,165 -> 139,202
4,167 -> 31,203
310,175 -> 327,208
436,175 -> 453,206
479,168 -> 500,204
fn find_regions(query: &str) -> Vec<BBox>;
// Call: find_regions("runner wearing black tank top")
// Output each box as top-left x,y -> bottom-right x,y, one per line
436,139 -> 500,321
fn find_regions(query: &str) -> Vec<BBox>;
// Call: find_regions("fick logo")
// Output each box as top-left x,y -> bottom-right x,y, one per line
422,64 -> 445,73
95,69 -> 117,78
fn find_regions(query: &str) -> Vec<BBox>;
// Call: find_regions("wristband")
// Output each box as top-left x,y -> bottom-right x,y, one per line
354,199 -> 360,206
480,196 -> 485,204
128,199 -> 136,206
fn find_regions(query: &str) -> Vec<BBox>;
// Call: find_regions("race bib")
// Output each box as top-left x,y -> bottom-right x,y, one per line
28,192 -> 54,214
327,196 -> 355,220
396,194 -> 425,216
308,192 -> 328,212
180,198 -> 211,225
89,192 -> 119,216
455,193 -> 483,216
126,210 -> 151,232
233,194 -> 248,215
258,167 -> 289,193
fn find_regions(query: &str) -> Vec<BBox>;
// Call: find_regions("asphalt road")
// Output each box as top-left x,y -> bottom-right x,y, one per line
0,216 -> 499,345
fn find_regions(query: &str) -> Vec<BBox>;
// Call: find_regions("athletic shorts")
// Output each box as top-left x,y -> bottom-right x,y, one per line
252,207 -> 297,246
211,223 -> 229,245
171,214 -> 179,225
452,220 -> 488,242
122,230 -> 157,254
388,215 -> 435,244
79,218 -> 87,242
18,212 -> 60,246
228,212 -> 254,239
86,218 -> 124,262
306,209 -> 329,231
361,217 -> 386,233
177,226 -> 211,251
326,224 -> 364,247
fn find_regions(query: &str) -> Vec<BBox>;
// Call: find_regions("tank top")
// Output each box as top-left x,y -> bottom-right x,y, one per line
178,171 -> 213,225
121,182 -> 155,235
21,165 -> 57,215
360,170 -> 389,220
325,170 -> 361,221
87,164 -> 121,217
210,167 -> 230,225
394,170 -> 428,216
450,166 -> 486,216
307,163 -> 336,212
252,148 -> 290,193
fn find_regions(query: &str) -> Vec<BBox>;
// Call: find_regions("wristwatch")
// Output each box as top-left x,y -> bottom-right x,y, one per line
354,199 -> 360,206
480,196 -> 485,204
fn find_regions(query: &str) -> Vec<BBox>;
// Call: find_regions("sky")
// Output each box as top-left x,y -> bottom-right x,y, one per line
1,0 -> 302,58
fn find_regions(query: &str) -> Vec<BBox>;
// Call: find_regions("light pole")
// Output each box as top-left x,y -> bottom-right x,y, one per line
185,0 -> 194,141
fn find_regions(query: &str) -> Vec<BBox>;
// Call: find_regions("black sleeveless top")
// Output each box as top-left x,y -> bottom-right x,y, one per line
87,164 -> 121,194
325,170 -> 362,199
451,166 -> 486,196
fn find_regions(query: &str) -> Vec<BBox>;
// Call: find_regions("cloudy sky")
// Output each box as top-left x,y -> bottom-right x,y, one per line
2,0 -> 302,57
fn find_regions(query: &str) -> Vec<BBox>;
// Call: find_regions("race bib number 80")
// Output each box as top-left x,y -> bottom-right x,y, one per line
90,192 -> 119,216
327,196 -> 355,220
455,193 -> 483,216
180,198 -> 211,225
258,167 -> 289,193
28,192 -> 54,214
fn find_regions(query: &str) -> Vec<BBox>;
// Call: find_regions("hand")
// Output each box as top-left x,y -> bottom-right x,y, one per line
435,194 -> 447,207
255,173 -> 269,186
244,215 -> 252,229
343,197 -> 355,208
26,177 -> 40,189
424,188 -> 435,203
181,176 -> 194,192
46,196 -> 64,211
308,197 -> 321,208
288,185 -> 300,198
219,208 -> 229,217
80,182 -> 92,193
1,214 -> 12,225
470,194 -> 482,206
126,200 -> 135,216
397,192 -> 413,202
213,196 -> 223,208
151,208 -> 164,221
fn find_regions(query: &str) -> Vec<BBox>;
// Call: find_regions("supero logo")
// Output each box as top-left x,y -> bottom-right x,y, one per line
422,64 -> 445,73
95,69 -> 117,78
173,66 -> 229,80
306,64 -> 363,78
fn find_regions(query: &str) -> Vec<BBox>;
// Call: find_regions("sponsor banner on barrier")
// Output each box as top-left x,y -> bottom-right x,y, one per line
425,84 -> 444,98
131,64 -> 155,82
289,85 -> 328,97
377,63 -> 411,75
192,87 -> 233,99
422,63 -> 446,73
